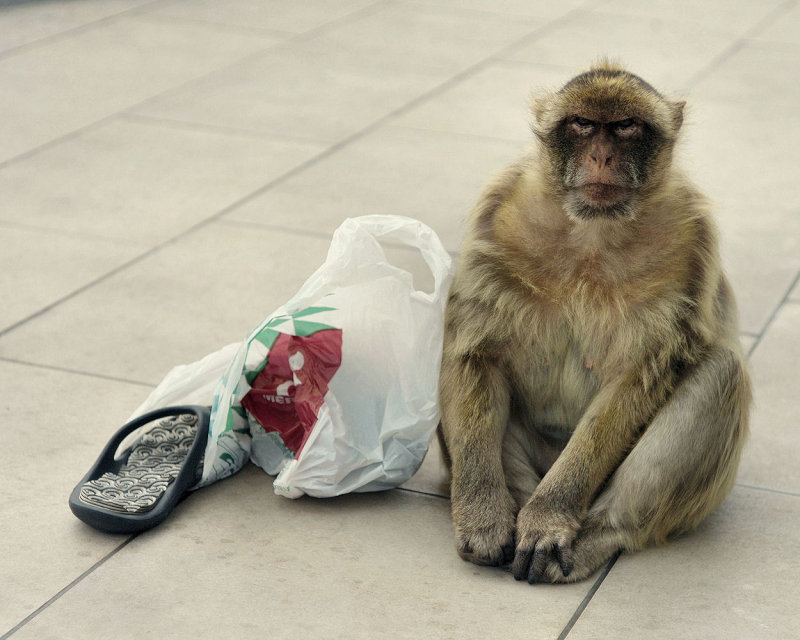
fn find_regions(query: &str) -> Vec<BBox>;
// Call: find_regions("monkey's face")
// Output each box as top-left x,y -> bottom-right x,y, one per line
532,65 -> 684,222
555,114 -> 653,221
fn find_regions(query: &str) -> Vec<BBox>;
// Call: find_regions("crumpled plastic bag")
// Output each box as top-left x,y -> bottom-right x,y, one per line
132,215 -> 454,498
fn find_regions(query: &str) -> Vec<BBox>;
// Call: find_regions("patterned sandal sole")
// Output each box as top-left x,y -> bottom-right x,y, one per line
69,405 -> 210,534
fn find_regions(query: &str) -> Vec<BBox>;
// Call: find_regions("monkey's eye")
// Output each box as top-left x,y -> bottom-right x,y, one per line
613,118 -> 641,138
568,116 -> 595,135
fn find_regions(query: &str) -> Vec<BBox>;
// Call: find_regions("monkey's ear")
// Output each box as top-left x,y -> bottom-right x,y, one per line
671,100 -> 686,132
529,91 -> 560,138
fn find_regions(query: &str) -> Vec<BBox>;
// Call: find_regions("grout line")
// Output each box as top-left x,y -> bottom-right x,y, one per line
392,122 -> 530,146
207,6 -> 587,222
0,0 -> 391,172
0,356 -> 154,387
747,266 -> 800,358
139,13 -> 296,39
0,535 -> 137,640
0,218 -> 151,246
6,0 -> 573,300
117,0 -> 394,121
0,115 -> 117,172
396,486 -> 450,500
556,551 -> 621,640
0,0 -> 165,62
0,246 -> 160,339
735,483 -> 800,498
218,218 -> 462,259
684,0 -> 798,90
117,112 -> 324,146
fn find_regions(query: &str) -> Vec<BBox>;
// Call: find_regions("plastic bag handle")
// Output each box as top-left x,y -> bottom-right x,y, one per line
332,215 -> 454,304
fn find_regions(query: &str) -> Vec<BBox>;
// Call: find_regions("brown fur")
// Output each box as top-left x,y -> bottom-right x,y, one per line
438,62 -> 751,583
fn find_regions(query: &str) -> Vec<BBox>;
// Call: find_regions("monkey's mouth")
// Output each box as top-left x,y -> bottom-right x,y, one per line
581,183 -> 629,206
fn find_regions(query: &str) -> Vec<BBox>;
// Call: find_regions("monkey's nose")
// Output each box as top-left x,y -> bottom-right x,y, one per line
590,153 -> 613,168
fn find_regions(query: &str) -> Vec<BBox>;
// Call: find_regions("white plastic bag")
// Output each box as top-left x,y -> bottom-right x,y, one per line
134,215 -> 454,498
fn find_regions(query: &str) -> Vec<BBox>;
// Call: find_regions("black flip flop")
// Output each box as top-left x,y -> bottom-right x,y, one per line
69,405 -> 210,534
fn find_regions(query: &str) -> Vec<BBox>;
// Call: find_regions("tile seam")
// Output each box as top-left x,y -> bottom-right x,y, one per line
395,487 -> 449,500
0,245 -> 160,339
204,5 -> 589,222
747,267 -> 800,358
556,552 -> 622,640
684,0 -> 798,90
0,0 -> 583,337
116,112 -> 326,145
0,0 -> 392,171
0,356 -> 154,387
0,536 -> 137,640
735,483 -> 800,498
0,0 -> 166,62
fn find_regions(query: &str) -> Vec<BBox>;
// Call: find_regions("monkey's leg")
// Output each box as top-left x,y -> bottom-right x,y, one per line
501,417 -> 543,510
540,345 -> 750,583
440,354 -> 517,566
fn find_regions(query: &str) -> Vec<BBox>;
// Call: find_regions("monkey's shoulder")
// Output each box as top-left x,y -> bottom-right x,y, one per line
464,154 -> 545,242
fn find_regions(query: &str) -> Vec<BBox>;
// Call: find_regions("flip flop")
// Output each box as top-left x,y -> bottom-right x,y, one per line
69,405 -> 210,534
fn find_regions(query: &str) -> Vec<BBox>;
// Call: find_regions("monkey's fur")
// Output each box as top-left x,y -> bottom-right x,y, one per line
438,62 -> 751,584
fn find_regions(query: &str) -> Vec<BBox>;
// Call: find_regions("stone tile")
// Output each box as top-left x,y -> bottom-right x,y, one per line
752,1 -> 800,43
791,278 -> 800,302
0,224 -> 141,332
740,334 -> 757,356
566,486 -> 800,639
0,0 -> 153,53
132,4 -> 538,144
407,0 -> 586,21
393,61 -> 570,142
225,126 -> 524,252
719,222 -> 800,336
692,41 -> 800,108
501,10 -> 736,91
738,304 -> 800,494
0,222 -> 334,384
0,360 -> 149,631
131,39 -> 444,145
401,431 -> 450,498
0,117 -> 324,244
149,0 -> 379,34
9,467 -> 592,640
679,99 -> 800,208
303,3 -> 538,75
598,0 -> 784,32
677,97 -> 800,335
0,13 -> 280,163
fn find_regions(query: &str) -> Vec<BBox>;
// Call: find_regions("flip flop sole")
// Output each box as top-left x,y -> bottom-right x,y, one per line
69,405 -> 210,534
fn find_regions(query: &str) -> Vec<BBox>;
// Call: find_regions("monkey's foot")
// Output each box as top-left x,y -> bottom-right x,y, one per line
455,521 -> 516,567
452,495 -> 517,567
513,510 -> 628,583
511,501 -> 580,583
531,540 -> 622,584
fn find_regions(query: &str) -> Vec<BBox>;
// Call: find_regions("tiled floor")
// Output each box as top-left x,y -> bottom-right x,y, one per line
1,1 -> 798,638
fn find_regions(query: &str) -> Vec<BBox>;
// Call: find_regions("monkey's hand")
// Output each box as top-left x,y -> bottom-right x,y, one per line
511,496 -> 581,583
451,489 -> 517,567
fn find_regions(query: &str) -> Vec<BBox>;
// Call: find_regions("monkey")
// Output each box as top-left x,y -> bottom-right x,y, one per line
437,61 -> 751,584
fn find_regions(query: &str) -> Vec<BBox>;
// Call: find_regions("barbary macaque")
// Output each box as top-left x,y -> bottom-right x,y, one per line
438,61 -> 751,583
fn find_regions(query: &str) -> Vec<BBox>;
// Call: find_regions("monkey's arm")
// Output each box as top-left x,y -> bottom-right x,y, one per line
439,325 -> 518,566
511,355 -> 683,582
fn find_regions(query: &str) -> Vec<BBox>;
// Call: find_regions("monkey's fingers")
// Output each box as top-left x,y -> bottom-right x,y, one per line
529,543 -> 551,582
456,525 -> 516,567
511,538 -> 575,583
511,546 -> 534,581
511,540 -> 554,583
554,542 -> 574,578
